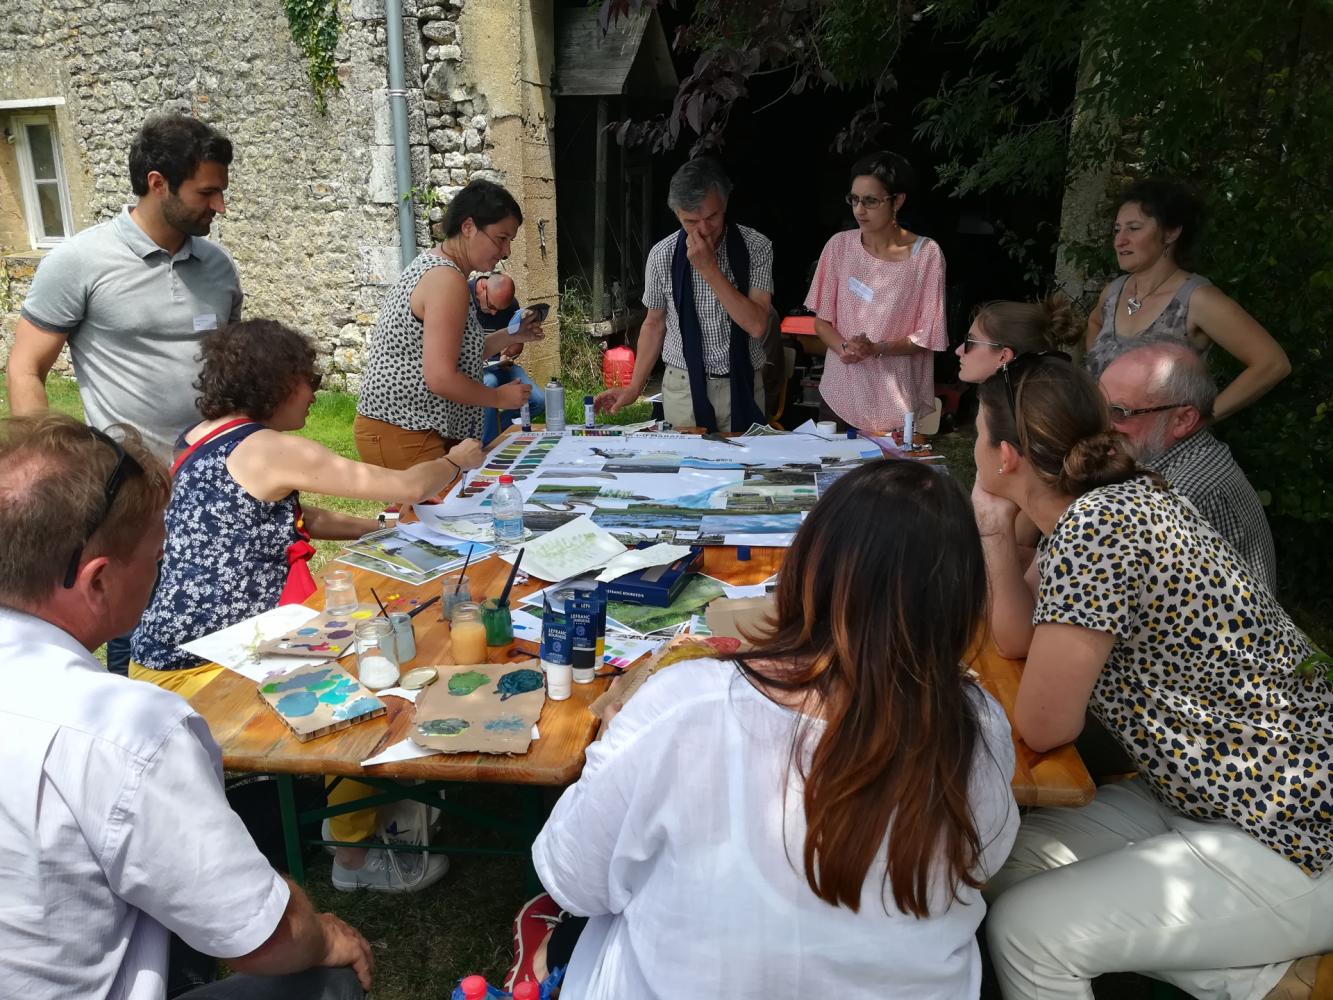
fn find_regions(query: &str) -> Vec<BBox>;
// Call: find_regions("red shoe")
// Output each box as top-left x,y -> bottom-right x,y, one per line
503,892 -> 566,992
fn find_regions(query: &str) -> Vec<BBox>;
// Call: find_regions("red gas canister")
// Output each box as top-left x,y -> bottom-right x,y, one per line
603,345 -> 636,388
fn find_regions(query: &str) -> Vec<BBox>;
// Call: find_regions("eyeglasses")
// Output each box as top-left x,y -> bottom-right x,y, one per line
63,428 -> 143,589
1108,402 -> 1185,420
963,337 -> 1005,353
845,193 -> 894,210
999,350 -> 1073,430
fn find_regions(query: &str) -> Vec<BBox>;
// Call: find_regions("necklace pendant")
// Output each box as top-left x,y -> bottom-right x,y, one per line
1126,296 -> 1143,316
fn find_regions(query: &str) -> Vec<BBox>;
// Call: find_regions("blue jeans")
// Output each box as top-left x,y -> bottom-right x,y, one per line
482,363 -> 545,445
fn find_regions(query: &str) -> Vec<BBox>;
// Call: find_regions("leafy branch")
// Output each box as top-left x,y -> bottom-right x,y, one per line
282,0 -> 342,114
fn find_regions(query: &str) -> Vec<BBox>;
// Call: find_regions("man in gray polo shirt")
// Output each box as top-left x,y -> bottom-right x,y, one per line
6,112 -> 241,676
7,112 -> 242,459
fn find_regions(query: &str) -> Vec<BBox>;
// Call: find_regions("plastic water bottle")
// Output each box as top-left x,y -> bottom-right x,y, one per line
491,474 -> 524,547
545,377 -> 566,433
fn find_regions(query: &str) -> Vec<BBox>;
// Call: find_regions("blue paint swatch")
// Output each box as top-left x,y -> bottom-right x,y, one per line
275,691 -> 319,717
332,696 -> 382,722
483,714 -> 527,732
494,668 -> 543,701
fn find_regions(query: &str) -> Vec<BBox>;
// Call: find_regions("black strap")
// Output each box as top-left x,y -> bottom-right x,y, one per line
671,225 -> 764,433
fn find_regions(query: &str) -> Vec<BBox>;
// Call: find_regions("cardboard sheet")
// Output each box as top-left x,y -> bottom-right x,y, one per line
412,659 -> 546,754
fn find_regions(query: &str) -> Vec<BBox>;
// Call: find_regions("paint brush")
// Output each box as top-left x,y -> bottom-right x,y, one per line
370,587 -> 389,618
454,544 -> 476,595
407,594 -> 440,619
498,547 -> 524,607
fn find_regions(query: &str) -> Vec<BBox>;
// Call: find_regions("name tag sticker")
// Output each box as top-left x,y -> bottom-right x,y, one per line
193,313 -> 218,333
847,277 -> 874,303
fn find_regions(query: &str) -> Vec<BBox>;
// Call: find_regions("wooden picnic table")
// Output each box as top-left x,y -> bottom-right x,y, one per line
186,427 -> 1091,881
190,544 -> 1091,806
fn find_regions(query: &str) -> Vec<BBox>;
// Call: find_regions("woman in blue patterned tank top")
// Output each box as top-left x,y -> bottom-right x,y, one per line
130,319 -> 482,692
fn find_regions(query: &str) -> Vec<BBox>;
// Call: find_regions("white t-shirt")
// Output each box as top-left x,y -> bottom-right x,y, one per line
532,658 -> 1019,999
0,607 -> 290,1000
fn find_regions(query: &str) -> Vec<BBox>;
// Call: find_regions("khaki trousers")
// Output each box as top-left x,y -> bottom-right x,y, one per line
661,364 -> 765,431
353,412 -> 459,470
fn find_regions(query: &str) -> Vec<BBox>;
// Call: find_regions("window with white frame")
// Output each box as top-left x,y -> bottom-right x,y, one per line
12,113 -> 74,248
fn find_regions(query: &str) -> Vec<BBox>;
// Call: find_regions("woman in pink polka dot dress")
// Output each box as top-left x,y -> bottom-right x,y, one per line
805,152 -> 947,434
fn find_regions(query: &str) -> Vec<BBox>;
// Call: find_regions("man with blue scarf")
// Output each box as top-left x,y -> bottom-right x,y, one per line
594,158 -> 773,433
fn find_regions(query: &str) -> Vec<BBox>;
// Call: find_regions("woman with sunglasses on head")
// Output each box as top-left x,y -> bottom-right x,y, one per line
131,319 -> 482,696
355,178 -> 545,470
954,296 -> 1079,384
970,354 -> 1333,1000
523,460 -> 1019,998
1083,178 -> 1289,419
805,152 -> 947,434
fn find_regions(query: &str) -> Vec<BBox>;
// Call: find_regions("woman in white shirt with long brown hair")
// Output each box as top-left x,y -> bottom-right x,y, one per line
519,459 -> 1019,998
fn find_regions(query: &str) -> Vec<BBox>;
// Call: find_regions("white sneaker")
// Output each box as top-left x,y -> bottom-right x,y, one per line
331,845 -> 450,893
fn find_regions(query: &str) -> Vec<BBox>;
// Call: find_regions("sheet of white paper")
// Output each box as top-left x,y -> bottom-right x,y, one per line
410,506 -> 496,541
602,636 -> 664,669
361,737 -> 442,767
594,543 -> 694,582
511,607 -> 543,643
180,605 -> 326,682
500,514 -> 627,582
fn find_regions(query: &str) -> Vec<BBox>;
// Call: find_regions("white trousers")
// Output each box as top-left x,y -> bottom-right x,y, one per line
986,780 -> 1333,1000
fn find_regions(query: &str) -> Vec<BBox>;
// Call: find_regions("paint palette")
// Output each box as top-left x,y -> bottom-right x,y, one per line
412,659 -> 545,755
452,433 -> 561,504
257,662 -> 385,741
255,608 -> 377,660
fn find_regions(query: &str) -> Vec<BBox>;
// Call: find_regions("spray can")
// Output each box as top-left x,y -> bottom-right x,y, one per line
583,394 -> 595,428
545,377 -> 566,433
519,400 -> 531,432
903,410 -> 916,451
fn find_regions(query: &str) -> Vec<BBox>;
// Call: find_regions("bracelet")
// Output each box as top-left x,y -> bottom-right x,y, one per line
443,456 -> 459,477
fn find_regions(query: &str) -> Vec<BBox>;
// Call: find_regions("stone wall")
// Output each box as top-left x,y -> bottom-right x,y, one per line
0,0 -> 559,389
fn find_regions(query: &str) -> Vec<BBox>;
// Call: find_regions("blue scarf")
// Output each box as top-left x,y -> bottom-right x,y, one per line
670,225 -> 765,433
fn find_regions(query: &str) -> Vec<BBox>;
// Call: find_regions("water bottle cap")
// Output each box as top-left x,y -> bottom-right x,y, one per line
499,474 -> 514,484
460,975 -> 489,999
513,983 -> 540,1000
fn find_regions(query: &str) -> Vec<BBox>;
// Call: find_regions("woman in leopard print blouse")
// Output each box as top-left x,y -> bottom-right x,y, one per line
971,354 -> 1332,1000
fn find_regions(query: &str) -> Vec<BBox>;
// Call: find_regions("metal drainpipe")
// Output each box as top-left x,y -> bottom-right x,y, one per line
385,0 -> 417,270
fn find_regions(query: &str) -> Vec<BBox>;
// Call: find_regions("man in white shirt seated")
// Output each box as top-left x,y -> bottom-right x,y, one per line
0,414 -> 373,1000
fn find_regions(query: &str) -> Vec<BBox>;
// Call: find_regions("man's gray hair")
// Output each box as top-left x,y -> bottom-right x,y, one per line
667,157 -> 733,213
1125,339 -> 1218,421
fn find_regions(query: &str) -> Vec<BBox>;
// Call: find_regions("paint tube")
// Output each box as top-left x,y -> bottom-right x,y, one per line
541,595 -> 573,700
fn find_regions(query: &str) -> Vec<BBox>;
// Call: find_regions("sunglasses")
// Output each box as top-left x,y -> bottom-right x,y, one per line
63,428 -> 144,589
999,350 -> 1073,429
1108,402 -> 1184,420
963,337 -> 1005,353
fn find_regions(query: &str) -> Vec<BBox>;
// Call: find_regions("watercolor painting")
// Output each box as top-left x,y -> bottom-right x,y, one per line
256,609 -> 377,660
343,526 -> 477,576
412,660 -> 545,754
257,663 -> 385,741
607,574 -> 727,636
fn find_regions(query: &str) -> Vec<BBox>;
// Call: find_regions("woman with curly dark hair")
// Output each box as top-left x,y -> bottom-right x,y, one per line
1083,178 -> 1289,419
130,318 -> 482,694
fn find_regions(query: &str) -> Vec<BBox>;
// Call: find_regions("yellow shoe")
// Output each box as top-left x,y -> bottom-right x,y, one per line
1264,955 -> 1333,1000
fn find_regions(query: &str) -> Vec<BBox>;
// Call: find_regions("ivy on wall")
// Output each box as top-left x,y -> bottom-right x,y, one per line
282,0 -> 343,112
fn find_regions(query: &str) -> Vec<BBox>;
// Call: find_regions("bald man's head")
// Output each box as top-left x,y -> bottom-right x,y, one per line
477,273 -> 516,314
1100,340 -> 1216,461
